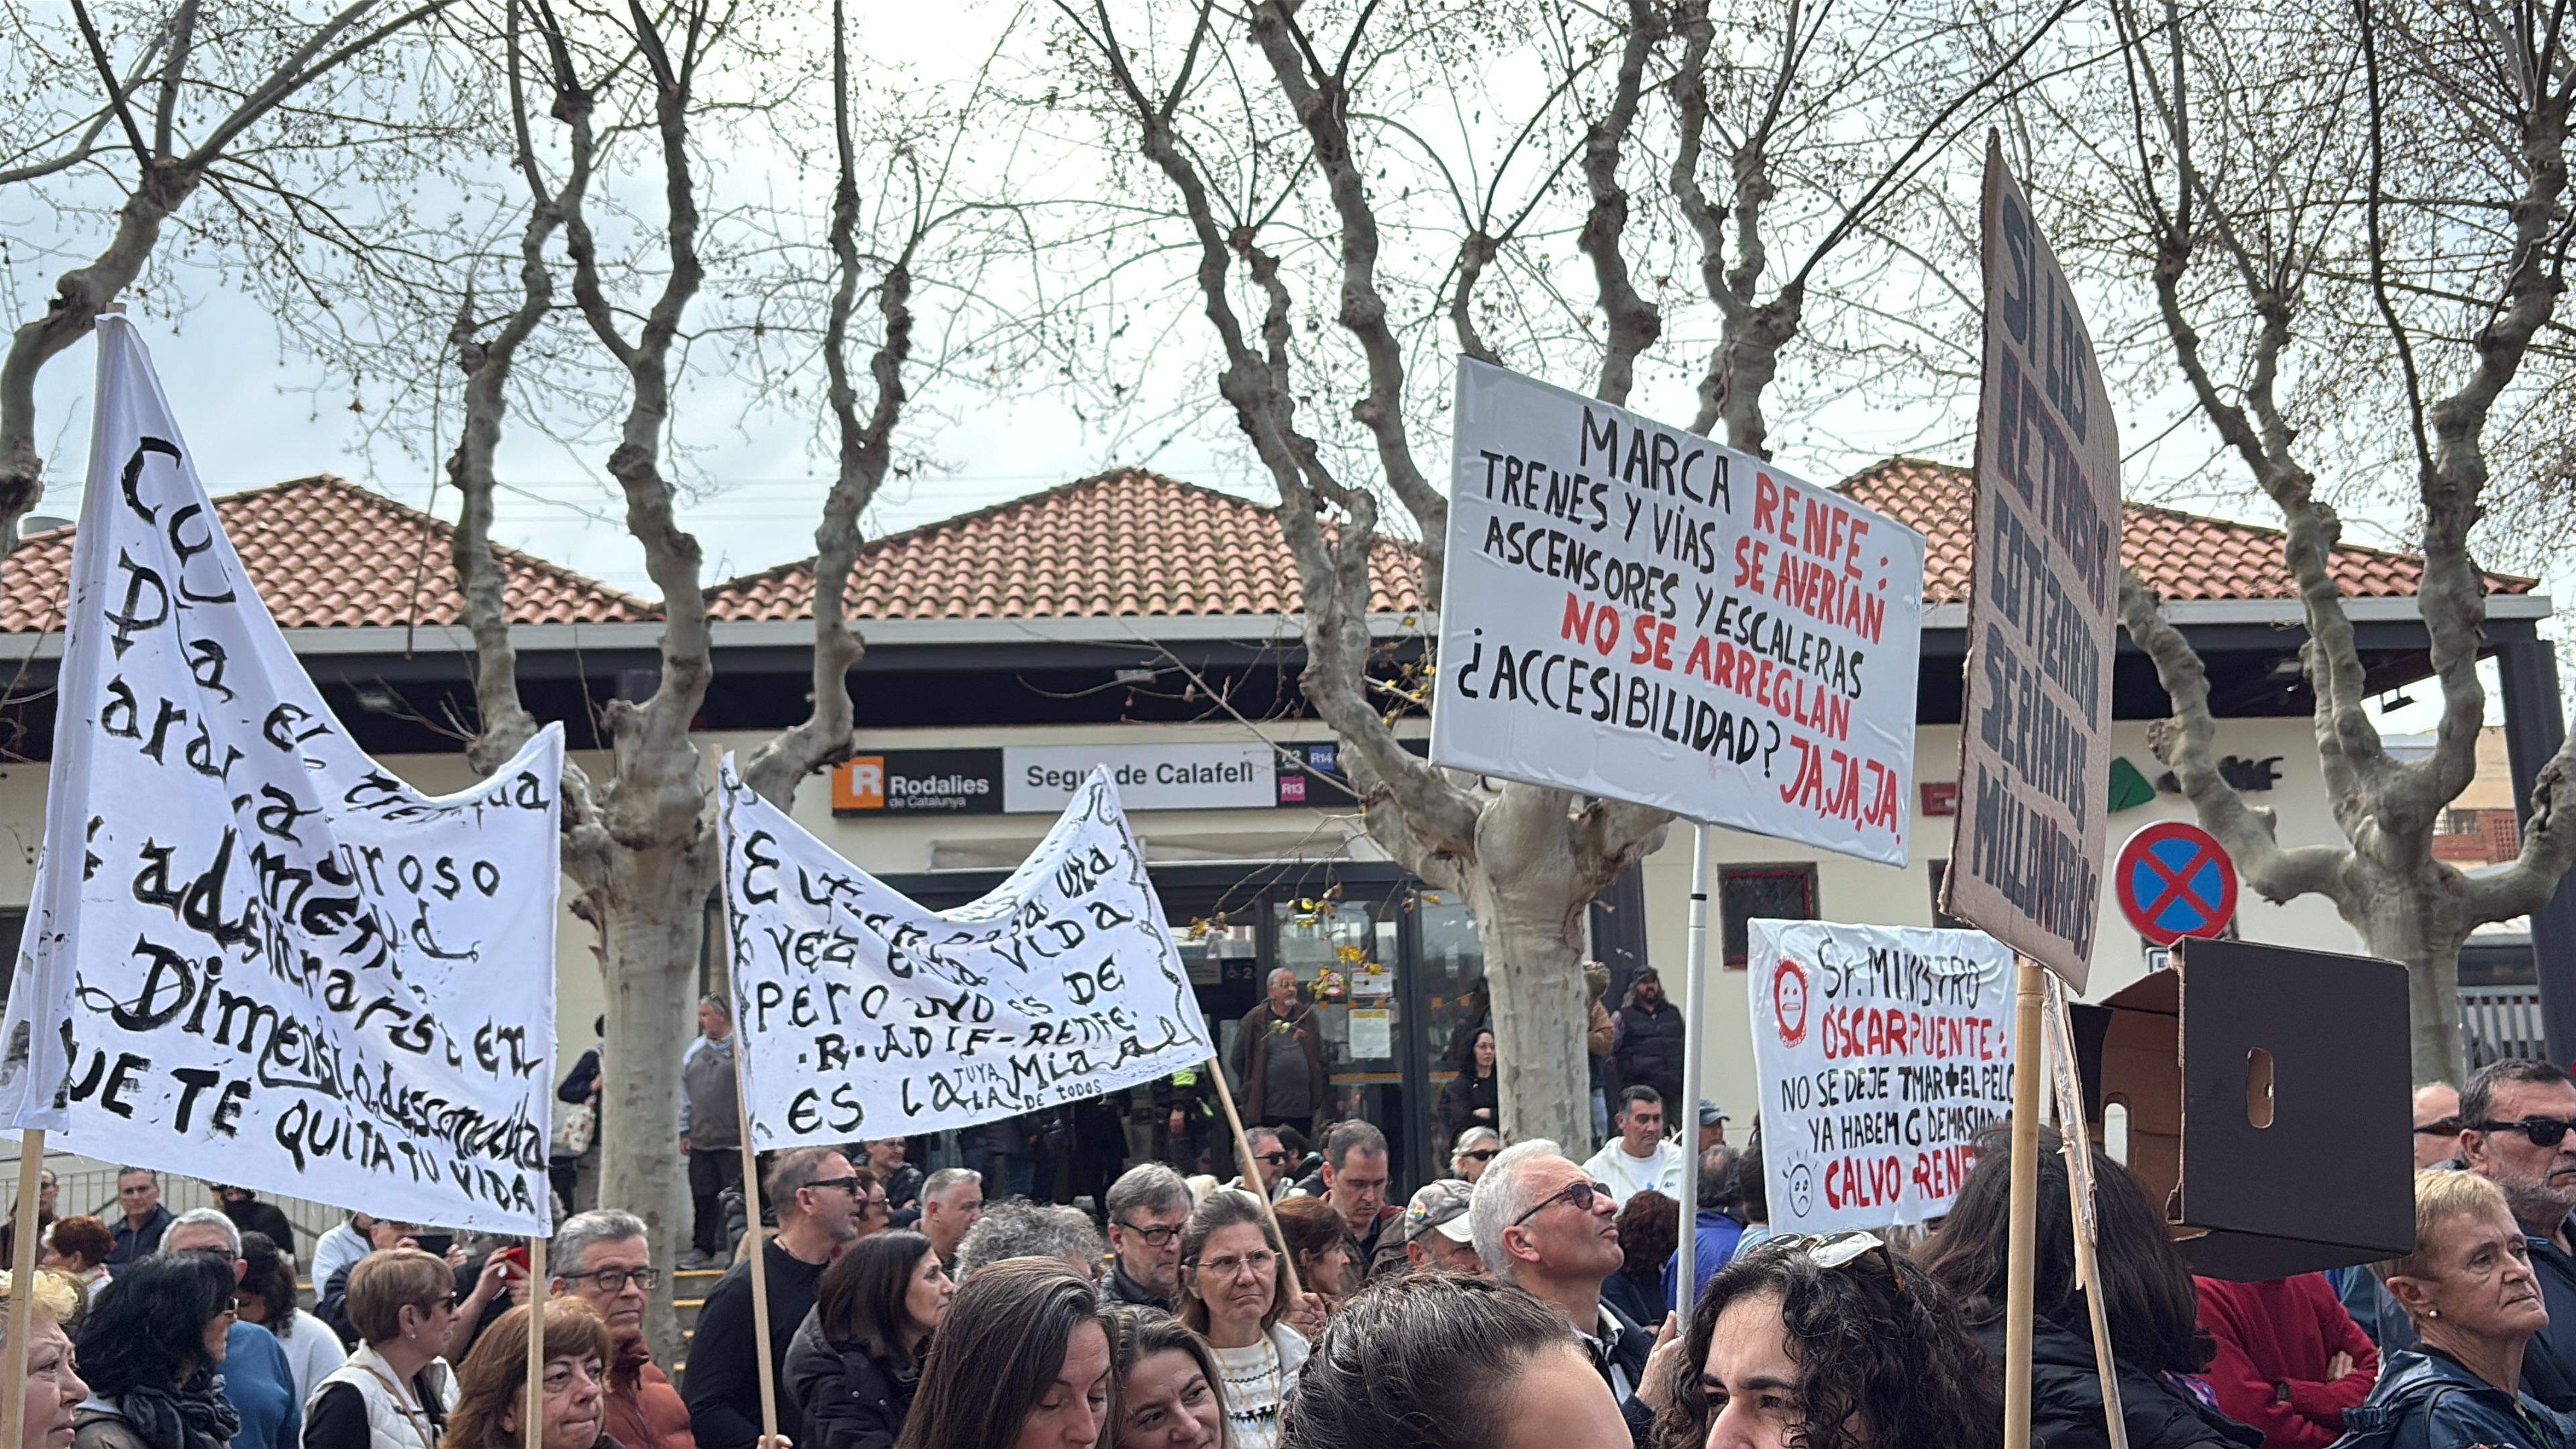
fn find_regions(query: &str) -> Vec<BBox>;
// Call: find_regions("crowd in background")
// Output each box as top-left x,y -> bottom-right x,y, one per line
7,976 -> 2569,1449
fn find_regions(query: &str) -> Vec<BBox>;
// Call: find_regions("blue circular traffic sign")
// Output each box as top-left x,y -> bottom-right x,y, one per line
2114,820 -> 2238,947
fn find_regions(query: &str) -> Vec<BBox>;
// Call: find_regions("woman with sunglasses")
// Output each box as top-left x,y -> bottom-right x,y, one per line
1921,1128 -> 2257,1449
1177,1191 -> 1320,1449
1450,1128 -> 1504,1185
2337,1169 -> 2569,1449
305,1249 -> 462,1449
784,1230 -> 953,1449
1653,1231 -> 1996,1449
70,1253 -> 241,1449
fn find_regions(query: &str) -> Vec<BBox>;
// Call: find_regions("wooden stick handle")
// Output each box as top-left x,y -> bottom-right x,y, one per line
4,1129 -> 44,1449
525,1234 -> 548,1449
1204,1055 -> 1306,1301
2004,960 -> 2045,1449
711,755 -> 781,1449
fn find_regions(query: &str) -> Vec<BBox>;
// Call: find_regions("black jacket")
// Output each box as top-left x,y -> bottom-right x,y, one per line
1612,996 -> 1686,1099
781,1311 -> 917,1449
222,1197 -> 298,1262
1438,1069 -> 1499,1137
1974,1314 -> 2262,1449
1102,1258 -> 1172,1311
2332,1346 -> 2575,1449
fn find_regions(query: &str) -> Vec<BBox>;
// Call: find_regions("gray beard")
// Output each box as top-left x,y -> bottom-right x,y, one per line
2501,1176 -> 2576,1235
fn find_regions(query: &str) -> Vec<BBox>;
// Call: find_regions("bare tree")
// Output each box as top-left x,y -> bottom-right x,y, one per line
0,0 -> 465,550
443,0 -> 928,1346
1051,0 -> 2068,1146
2097,0 -> 2576,1077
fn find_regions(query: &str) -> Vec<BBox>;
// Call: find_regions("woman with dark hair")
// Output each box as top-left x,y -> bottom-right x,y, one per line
1281,1272 -> 1628,1449
1267,1199 -> 1353,1312
1438,1030 -> 1499,1139
440,1300 -> 615,1449
1105,1305 -> 1230,1449
1919,1128 -> 2257,1449
69,1252 -> 239,1449
232,1230 -> 345,1407
894,1258 -> 1114,1449
1177,1191 -> 1315,1449
784,1230 -> 953,1449
1607,1191 -> 1680,1330
1653,1232 -> 1997,1449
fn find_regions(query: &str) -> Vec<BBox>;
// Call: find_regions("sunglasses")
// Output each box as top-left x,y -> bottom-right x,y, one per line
1511,1179 -> 1615,1227
2414,1118 -> 2463,1137
2474,1116 -> 2576,1147
805,1175 -> 863,1195
1458,1148 -> 1500,1164
1253,1151 -> 1291,1167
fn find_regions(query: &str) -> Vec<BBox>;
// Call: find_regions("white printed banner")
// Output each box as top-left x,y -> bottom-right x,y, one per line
0,319 -> 563,1232
1748,918 -> 2015,1234
1431,358 -> 1925,864
720,757 -> 1214,1148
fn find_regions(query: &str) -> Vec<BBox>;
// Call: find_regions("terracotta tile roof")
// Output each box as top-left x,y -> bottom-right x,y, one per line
705,468 -> 1430,622
1837,456 -> 2538,603
0,474 -> 651,633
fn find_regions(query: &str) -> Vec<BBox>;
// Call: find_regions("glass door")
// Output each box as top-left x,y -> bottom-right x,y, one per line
1272,892 -> 1407,1174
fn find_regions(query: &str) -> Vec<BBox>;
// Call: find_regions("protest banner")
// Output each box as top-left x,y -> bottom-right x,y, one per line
0,317 -> 565,1234
716,756 -> 1215,1148
1748,919 -> 2015,1234
1940,133 -> 2123,990
1430,357 -> 1926,865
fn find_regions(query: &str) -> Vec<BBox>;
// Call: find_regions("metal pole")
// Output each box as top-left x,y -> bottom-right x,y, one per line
1674,822 -> 1711,1328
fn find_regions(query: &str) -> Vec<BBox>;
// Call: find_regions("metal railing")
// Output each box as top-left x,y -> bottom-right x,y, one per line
2463,985 -> 2549,1068
5,1157 -> 346,1258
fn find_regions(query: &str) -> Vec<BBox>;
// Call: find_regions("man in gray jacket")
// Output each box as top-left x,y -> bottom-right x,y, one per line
679,994 -> 743,1269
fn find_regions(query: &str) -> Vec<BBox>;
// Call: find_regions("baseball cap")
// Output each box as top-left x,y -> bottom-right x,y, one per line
1402,1179 -> 1477,1244
1698,1100 -> 1730,1126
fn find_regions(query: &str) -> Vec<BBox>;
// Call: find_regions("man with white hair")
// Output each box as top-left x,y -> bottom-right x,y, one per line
1469,1140 -> 1658,1438
918,1167 -> 983,1268
952,1200 -> 1106,1283
550,1208 -> 692,1449
161,1207 -> 302,1449
1233,967 -> 1324,1131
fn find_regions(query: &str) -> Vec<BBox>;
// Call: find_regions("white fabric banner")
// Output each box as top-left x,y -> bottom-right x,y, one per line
0,319 -> 564,1232
1430,358 -> 1925,864
719,755 -> 1214,1150
1748,918 -> 2015,1234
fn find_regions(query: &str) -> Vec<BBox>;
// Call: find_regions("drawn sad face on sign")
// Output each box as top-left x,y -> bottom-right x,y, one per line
1772,957 -> 1811,1046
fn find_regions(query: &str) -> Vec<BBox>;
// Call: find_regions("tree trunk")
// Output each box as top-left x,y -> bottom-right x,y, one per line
590,835 -> 716,1360
2337,861 -> 2471,1083
1459,786 -> 1600,1152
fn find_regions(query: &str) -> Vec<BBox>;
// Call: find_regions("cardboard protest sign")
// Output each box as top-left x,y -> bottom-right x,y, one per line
1941,135 -> 2124,988
0,318 -> 563,1232
1748,919 -> 2015,1234
718,757 -> 1214,1148
1430,358 -> 1925,864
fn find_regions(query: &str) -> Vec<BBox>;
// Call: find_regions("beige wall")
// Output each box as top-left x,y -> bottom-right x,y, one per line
0,713 -> 2366,1146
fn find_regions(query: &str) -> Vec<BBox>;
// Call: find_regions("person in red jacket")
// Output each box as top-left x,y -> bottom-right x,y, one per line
2193,1272 -> 2379,1448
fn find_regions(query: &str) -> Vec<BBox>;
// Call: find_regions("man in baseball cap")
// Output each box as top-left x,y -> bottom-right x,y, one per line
1697,1099 -> 1731,1152
1399,1178 -> 1484,1275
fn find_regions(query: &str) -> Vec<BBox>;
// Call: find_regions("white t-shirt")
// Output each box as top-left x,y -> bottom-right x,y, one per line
1582,1138 -> 1684,1208
1208,1324 -> 1309,1449
270,1309 -> 348,1407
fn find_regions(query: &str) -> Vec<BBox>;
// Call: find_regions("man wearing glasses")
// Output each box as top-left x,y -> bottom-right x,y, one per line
549,1209 -> 692,1449
2428,1059 -> 2576,1411
1100,1164 -> 1193,1308
2413,1081 -> 2464,1169
686,1146 -> 867,1449
1466,1140 -> 1659,1441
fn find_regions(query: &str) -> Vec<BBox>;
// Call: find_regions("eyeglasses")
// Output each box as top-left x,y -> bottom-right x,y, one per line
1253,1151 -> 1291,1167
861,1195 -> 890,1217
1191,1249 -> 1279,1279
2414,1118 -> 2463,1137
1510,1179 -> 1614,1228
2474,1117 -> 2576,1147
1116,1220 -> 1183,1247
561,1266 -> 660,1294
806,1175 -> 863,1195
1458,1148 -> 1499,1164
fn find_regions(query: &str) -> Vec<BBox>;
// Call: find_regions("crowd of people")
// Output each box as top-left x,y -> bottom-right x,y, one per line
16,1003 -> 2576,1449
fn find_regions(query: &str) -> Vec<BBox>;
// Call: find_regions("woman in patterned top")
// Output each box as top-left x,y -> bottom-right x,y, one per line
1175,1191 -> 1319,1449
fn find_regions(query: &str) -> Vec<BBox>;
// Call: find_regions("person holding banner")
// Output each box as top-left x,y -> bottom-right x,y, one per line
1650,1233 -> 1998,1449
688,1148 -> 864,1449
1921,1130 -> 2259,1449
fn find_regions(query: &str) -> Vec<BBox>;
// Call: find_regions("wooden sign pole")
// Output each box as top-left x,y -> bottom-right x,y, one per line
3,1130 -> 44,1449
710,753 -> 782,1449
2004,959 -> 2045,1449
523,1234 -> 548,1449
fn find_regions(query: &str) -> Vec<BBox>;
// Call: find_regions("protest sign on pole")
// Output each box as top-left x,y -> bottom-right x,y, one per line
1431,357 -> 1926,865
0,317 -> 564,1234
1940,133 -> 2123,991
716,757 -> 1215,1148
1747,920 -> 2015,1234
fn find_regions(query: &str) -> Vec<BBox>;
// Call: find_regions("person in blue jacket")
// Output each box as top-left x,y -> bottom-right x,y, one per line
2334,1170 -> 2576,1449
1662,1145 -> 1745,1307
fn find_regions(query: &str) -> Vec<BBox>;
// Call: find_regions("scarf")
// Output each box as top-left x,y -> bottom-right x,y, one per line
115,1377 -> 241,1449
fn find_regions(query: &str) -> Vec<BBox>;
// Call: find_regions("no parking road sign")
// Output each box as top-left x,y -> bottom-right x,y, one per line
2115,820 -> 2239,946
